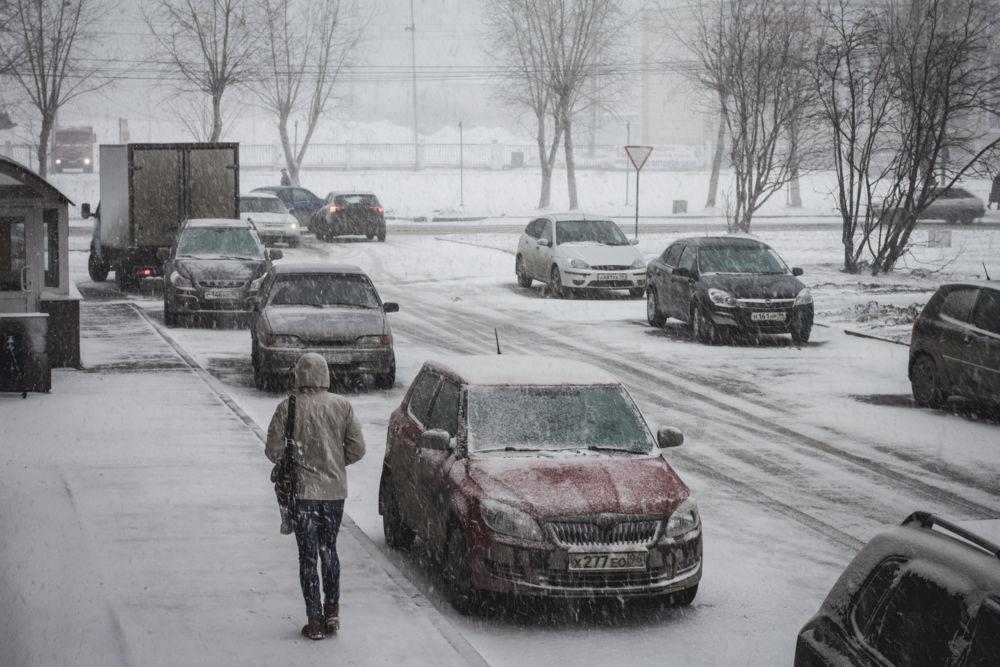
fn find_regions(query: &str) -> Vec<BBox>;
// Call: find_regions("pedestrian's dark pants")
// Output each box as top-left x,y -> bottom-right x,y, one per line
292,499 -> 345,621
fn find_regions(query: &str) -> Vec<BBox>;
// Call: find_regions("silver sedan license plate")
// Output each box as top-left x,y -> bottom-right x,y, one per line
597,273 -> 627,281
569,552 -> 647,571
751,311 -> 786,322
204,289 -> 241,300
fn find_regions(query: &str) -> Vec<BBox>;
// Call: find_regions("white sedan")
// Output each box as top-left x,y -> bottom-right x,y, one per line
515,213 -> 646,298
239,193 -> 301,247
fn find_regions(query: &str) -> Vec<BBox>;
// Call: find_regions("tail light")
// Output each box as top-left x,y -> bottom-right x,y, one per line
371,206 -> 384,213
329,206 -> 343,213
265,334 -> 275,345
139,269 -> 152,276
381,335 -> 391,345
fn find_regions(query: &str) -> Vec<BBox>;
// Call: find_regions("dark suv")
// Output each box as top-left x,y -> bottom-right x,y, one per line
909,281 -> 1000,409
794,512 -> 1000,666
310,191 -> 386,242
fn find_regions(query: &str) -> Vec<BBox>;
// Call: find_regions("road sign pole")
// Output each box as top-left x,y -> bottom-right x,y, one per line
635,170 -> 640,239
623,145 -> 653,240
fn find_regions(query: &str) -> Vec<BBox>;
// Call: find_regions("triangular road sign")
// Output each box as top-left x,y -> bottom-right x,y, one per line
624,145 -> 653,171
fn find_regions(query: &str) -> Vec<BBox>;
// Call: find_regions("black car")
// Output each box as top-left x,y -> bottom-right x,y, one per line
159,218 -> 281,327
645,236 -> 813,345
310,191 -> 386,242
250,186 -> 324,225
794,512 -> 1000,667
908,280 -> 1000,408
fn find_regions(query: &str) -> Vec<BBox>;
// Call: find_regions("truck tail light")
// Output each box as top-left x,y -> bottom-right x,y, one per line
139,269 -> 152,276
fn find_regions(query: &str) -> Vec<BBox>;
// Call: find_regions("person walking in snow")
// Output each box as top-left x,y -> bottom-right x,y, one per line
280,168 -> 291,186
266,353 -> 366,640
989,171 -> 1000,210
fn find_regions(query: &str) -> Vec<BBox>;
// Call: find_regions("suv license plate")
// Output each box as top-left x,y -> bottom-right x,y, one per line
751,311 -> 786,322
598,273 -> 627,281
204,290 -> 241,300
569,552 -> 647,571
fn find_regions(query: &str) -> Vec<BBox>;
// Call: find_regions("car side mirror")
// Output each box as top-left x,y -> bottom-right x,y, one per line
657,427 -> 684,449
157,247 -> 170,262
383,302 -> 399,313
269,249 -> 283,260
419,429 -> 452,451
537,238 -> 550,247
792,267 -> 804,276
630,238 -> 640,245
81,203 -> 91,219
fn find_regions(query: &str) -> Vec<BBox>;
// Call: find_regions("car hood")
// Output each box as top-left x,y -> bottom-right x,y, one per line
262,306 -> 386,341
241,212 -> 295,225
176,258 -> 265,283
700,273 -> 805,299
463,456 -> 689,518
558,243 -> 642,267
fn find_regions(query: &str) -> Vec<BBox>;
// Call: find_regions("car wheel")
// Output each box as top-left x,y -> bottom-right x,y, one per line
629,287 -> 645,299
87,252 -> 109,282
444,525 -> 480,615
366,231 -> 375,240
549,265 -> 565,299
790,316 -> 812,345
692,303 -> 719,345
380,473 -> 415,550
911,354 -> 946,409
288,237 -> 300,248
647,287 -> 666,327
375,355 -> 396,390
959,212 -> 975,225
377,229 -> 386,242
115,263 -> 139,292
252,342 -> 272,390
164,304 -> 178,328
515,255 -> 532,288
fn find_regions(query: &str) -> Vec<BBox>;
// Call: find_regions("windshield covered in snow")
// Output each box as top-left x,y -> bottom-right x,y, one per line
555,220 -> 630,246
266,273 -> 381,309
176,228 -> 263,259
240,197 -> 287,214
466,385 -> 653,454
698,246 -> 789,274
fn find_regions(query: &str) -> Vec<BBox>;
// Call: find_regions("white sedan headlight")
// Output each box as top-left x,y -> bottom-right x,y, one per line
568,258 -> 590,269
630,257 -> 646,270
794,288 -> 813,306
267,334 -> 305,348
665,497 -> 700,537
357,334 -> 390,348
708,288 -> 737,307
170,271 -> 194,290
480,499 -> 545,541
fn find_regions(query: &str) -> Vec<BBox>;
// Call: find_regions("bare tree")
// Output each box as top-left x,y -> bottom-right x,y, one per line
256,0 -> 367,186
144,0 -> 262,142
0,0 -> 111,177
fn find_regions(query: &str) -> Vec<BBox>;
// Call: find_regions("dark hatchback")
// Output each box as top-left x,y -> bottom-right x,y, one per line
645,236 -> 814,345
310,191 -> 386,242
250,186 -> 324,225
159,218 -> 281,327
794,512 -> 1000,667
909,280 -> 1000,408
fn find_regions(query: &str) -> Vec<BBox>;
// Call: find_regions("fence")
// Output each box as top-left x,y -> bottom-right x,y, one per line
0,143 -> 38,172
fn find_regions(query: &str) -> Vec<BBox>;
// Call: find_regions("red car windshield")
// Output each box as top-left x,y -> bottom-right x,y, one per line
466,385 -> 653,454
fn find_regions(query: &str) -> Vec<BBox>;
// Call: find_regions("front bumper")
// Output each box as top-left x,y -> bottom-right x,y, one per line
168,287 -> 256,314
257,342 -> 394,377
257,225 -> 301,242
559,267 -> 646,290
708,301 -> 813,335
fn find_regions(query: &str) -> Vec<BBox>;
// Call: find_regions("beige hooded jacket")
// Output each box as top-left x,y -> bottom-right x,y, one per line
265,353 -> 366,501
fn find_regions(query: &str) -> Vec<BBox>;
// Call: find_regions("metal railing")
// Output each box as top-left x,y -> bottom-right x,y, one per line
0,143 -> 37,172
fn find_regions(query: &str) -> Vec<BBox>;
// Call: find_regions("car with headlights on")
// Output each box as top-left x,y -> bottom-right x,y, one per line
378,355 -> 702,614
645,236 -> 813,345
239,192 -> 301,247
515,214 -> 647,298
159,218 -> 281,327
309,191 -> 386,242
250,263 -> 398,390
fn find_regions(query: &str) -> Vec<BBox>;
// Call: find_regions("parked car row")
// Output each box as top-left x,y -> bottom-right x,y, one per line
249,186 -> 387,243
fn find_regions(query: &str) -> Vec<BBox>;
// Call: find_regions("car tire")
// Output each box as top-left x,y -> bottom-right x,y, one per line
692,303 -> 719,345
380,474 -> 415,550
629,287 -> 645,299
252,342 -> 273,390
164,304 -> 178,328
375,355 -> 396,390
959,213 -> 975,225
515,255 -> 532,288
288,237 -> 300,248
549,265 -> 565,299
87,252 -> 109,282
377,228 -> 386,242
911,354 -> 946,409
366,232 -> 375,240
790,316 -> 812,346
115,263 -> 139,292
444,525 -> 480,615
647,287 -> 666,327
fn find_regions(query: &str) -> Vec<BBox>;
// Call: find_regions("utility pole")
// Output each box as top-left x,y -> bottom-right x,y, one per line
459,121 -> 464,206
407,0 -> 419,171
625,122 -> 631,205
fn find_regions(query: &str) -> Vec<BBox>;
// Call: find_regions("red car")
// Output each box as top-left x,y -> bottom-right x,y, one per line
378,356 -> 703,613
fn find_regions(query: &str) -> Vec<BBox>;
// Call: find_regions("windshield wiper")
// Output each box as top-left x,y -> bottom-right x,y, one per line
586,445 -> 644,454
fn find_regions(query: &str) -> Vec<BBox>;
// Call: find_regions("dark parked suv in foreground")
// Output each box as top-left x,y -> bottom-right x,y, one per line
794,512 -> 1000,666
909,281 -> 1000,408
310,191 -> 386,242
645,236 -> 814,345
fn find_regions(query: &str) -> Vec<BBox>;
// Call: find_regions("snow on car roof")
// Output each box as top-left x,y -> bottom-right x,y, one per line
272,263 -> 366,275
424,355 -> 621,387
240,192 -> 280,200
183,218 -> 253,228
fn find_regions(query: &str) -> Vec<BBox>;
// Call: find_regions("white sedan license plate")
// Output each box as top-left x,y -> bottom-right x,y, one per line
751,311 -> 786,322
204,289 -> 241,300
324,352 -> 351,364
597,273 -> 627,281
569,552 -> 647,571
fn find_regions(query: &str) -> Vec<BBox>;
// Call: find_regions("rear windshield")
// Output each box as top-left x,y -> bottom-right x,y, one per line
176,228 -> 263,259
334,194 -> 379,206
240,197 -> 287,214
555,220 -> 630,246
266,273 -> 381,309
698,246 -> 789,274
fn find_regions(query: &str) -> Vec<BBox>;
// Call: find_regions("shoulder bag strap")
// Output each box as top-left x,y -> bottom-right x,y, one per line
284,395 -> 296,459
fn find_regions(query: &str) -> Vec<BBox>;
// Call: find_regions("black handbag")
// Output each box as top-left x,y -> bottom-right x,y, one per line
270,395 -> 297,508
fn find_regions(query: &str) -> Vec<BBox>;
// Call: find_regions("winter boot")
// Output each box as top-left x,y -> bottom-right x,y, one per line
323,603 -> 340,633
301,619 -> 325,640
279,505 -> 293,535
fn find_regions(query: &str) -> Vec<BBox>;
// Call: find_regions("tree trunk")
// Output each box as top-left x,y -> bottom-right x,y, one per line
37,113 -> 54,179
705,101 -> 727,209
277,115 -> 300,185
210,92 -> 223,142
536,112 -> 552,208
564,117 -> 578,210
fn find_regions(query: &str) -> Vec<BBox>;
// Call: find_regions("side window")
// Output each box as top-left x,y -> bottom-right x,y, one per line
276,190 -> 294,205
866,572 -> 964,667
539,220 -> 553,245
971,290 -> 1000,335
940,288 -> 978,322
664,244 -> 683,266
524,218 -> 545,239
966,599 -> 1000,667
850,558 -> 905,636
677,246 -> 695,271
43,208 -> 59,288
408,371 -> 442,426
425,379 -> 461,437
294,189 -> 313,203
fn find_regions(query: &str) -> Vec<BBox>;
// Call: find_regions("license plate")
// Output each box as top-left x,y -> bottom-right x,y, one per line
324,352 -> 351,363
751,311 -> 786,322
204,290 -> 241,300
597,273 -> 627,281
568,552 -> 647,571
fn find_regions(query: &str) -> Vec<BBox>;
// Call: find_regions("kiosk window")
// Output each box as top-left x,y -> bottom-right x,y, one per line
44,209 -> 59,288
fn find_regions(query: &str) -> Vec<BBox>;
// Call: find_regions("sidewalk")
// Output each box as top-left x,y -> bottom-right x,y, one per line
0,301 -> 485,667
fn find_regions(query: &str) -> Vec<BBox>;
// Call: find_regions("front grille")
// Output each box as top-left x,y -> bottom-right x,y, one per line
198,279 -> 247,288
588,280 -> 634,288
736,298 -> 795,309
548,516 -> 660,548
538,567 -> 673,589
591,265 -> 630,271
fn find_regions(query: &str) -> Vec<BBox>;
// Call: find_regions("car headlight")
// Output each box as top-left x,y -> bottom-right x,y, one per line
170,271 -> 194,290
568,258 -> 590,269
288,222 -> 298,230
357,334 -> 391,348
665,497 -> 700,537
708,288 -> 737,307
249,274 -> 267,291
630,257 -> 646,269
794,288 -> 813,306
266,334 -> 305,348
480,499 -> 545,541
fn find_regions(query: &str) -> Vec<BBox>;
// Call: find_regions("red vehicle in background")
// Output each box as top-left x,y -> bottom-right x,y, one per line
53,126 -> 95,173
